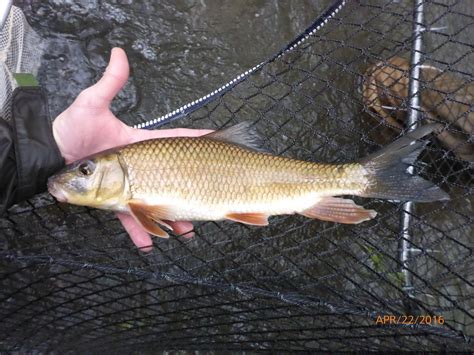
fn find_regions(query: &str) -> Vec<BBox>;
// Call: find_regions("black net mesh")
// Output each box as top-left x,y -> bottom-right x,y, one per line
1,0 -> 473,352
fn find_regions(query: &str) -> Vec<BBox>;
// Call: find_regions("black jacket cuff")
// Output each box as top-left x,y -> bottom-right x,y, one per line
10,87 -> 64,204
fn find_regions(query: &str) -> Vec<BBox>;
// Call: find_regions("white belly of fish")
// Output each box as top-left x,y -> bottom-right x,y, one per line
133,192 -> 324,221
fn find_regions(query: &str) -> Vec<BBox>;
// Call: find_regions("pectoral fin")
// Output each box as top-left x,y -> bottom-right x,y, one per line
129,209 -> 169,238
300,197 -> 377,224
128,201 -> 177,238
225,212 -> 269,226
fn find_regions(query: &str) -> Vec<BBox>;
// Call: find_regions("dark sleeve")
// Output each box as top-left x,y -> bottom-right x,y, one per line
0,87 -> 64,214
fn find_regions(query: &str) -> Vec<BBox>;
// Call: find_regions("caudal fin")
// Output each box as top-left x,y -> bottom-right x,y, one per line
360,124 -> 450,202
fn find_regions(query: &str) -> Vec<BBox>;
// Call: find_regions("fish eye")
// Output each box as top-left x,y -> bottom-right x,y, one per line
78,161 -> 94,176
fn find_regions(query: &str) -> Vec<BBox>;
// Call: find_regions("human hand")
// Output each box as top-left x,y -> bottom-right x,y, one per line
52,47 -> 211,251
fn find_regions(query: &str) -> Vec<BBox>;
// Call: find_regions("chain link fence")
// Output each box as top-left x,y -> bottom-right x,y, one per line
1,0 -> 472,352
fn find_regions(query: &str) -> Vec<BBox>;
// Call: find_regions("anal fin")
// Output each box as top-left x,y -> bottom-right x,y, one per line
128,200 -> 177,238
225,212 -> 269,226
301,197 -> 377,224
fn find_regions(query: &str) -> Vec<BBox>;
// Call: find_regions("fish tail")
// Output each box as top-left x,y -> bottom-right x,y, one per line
359,124 -> 450,202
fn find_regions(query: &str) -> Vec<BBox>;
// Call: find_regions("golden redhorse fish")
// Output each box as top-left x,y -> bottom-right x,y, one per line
48,122 -> 448,238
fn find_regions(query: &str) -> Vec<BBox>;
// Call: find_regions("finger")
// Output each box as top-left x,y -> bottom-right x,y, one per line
116,212 -> 153,252
126,127 -> 213,144
78,47 -> 130,107
168,221 -> 195,238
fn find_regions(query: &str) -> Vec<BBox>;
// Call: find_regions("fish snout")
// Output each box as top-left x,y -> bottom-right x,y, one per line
47,177 -> 68,203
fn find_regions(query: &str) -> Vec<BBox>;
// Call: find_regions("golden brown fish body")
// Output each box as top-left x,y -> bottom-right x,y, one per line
120,138 -> 366,221
48,123 -> 448,238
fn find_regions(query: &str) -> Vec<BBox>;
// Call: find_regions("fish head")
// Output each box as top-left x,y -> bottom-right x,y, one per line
48,153 -> 129,209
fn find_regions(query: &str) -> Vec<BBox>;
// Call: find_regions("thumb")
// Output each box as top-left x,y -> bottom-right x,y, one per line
85,47 -> 130,106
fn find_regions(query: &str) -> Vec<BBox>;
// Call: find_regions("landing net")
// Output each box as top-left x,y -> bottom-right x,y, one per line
0,1 -> 472,352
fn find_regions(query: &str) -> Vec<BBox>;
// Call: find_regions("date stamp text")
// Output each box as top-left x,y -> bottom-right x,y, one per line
376,315 -> 445,325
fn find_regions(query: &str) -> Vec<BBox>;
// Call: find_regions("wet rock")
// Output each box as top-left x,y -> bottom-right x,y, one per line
132,39 -> 158,61
102,2 -> 129,24
111,78 -> 139,115
85,37 -> 109,68
39,38 -> 96,118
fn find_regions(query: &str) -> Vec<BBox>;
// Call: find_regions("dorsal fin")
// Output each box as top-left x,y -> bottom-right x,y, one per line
205,122 -> 267,152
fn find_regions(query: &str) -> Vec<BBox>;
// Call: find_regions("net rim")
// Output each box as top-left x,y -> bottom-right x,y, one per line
134,0 -> 348,129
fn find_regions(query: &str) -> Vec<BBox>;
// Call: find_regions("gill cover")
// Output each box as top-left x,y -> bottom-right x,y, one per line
48,153 -> 129,209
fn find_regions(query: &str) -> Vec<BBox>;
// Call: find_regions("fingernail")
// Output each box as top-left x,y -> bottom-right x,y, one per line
138,244 -> 153,252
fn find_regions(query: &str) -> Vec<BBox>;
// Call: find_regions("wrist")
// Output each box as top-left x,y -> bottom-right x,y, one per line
52,114 -> 74,164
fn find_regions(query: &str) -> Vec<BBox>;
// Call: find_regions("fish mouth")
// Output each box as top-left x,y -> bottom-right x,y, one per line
47,178 -> 68,203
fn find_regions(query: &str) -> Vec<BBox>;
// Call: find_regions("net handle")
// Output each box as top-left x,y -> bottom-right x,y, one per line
0,0 -> 12,31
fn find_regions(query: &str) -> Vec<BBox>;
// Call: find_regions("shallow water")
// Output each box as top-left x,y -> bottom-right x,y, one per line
15,0 -> 332,123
